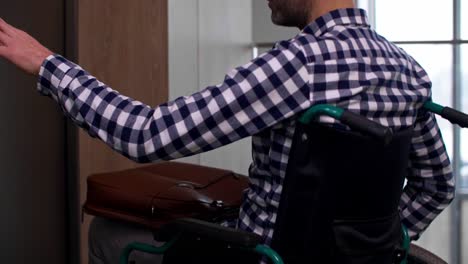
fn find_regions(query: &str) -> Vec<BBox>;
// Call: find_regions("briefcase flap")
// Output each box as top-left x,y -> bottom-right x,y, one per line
84,161 -> 248,228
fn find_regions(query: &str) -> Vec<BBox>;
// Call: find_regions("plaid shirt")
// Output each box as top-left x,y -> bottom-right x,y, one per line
38,8 -> 453,244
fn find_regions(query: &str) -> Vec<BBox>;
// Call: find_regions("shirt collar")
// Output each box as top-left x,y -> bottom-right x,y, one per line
302,8 -> 370,36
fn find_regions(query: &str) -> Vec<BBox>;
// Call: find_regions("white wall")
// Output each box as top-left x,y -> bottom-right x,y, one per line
168,0 -> 254,175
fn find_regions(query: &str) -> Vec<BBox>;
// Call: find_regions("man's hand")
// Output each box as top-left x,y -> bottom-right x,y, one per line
0,18 -> 53,75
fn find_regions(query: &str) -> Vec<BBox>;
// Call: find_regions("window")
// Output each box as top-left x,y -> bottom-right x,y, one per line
460,0 -> 468,40
375,0 -> 453,41
463,200 -> 468,262
462,47 -> 468,188
358,1 -> 466,263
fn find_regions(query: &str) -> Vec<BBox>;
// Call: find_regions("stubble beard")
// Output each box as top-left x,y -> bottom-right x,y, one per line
270,2 -> 309,29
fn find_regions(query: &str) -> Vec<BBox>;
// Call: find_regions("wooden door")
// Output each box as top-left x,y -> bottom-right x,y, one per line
77,0 -> 168,262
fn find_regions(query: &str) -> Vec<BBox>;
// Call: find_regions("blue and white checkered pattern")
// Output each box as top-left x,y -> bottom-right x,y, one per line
37,8 -> 453,244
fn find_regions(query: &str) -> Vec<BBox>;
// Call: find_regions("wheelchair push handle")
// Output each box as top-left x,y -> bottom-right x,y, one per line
299,104 -> 393,145
424,101 -> 468,128
341,111 -> 393,144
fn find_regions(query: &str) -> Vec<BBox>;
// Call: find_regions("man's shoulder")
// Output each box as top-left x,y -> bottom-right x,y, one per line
274,33 -> 316,50
269,33 -> 318,61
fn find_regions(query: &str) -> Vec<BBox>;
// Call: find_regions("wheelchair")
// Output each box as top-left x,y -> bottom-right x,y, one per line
119,101 -> 467,264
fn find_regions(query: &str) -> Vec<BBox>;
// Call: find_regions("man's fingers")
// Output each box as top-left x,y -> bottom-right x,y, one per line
0,30 -> 11,46
0,18 -> 17,37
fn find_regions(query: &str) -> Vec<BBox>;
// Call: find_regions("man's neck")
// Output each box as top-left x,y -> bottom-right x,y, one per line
307,0 -> 356,24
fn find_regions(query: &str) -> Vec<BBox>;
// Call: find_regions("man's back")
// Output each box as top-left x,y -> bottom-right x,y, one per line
239,8 -> 453,245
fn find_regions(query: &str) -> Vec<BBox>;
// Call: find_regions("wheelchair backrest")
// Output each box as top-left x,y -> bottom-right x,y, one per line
271,121 -> 413,264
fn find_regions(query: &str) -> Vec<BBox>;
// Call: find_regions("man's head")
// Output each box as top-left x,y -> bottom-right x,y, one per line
268,0 -> 356,29
268,0 -> 312,29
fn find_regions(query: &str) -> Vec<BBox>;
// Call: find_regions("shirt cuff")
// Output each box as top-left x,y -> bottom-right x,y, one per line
36,54 -> 79,97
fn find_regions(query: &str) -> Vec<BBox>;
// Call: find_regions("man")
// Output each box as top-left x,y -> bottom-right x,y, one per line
0,0 -> 454,263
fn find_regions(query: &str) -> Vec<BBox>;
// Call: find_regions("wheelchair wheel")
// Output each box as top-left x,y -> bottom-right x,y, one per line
407,244 -> 447,264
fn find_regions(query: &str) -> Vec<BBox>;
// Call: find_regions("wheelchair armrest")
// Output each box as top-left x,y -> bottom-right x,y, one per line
156,218 -> 262,248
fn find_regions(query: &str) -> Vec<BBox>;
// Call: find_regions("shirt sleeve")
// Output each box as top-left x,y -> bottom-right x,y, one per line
36,41 -> 310,163
399,109 -> 454,240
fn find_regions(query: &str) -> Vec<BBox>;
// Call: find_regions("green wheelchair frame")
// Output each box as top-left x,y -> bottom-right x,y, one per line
120,101 -> 468,264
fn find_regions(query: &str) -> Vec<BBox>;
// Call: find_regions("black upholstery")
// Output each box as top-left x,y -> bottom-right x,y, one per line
157,218 -> 262,248
271,122 -> 413,264
159,218 -> 261,264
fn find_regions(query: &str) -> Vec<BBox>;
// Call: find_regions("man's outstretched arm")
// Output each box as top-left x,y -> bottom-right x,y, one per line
0,19 -> 311,162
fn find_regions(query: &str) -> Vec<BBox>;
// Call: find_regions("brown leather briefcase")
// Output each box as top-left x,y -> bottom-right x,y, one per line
83,161 -> 248,229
